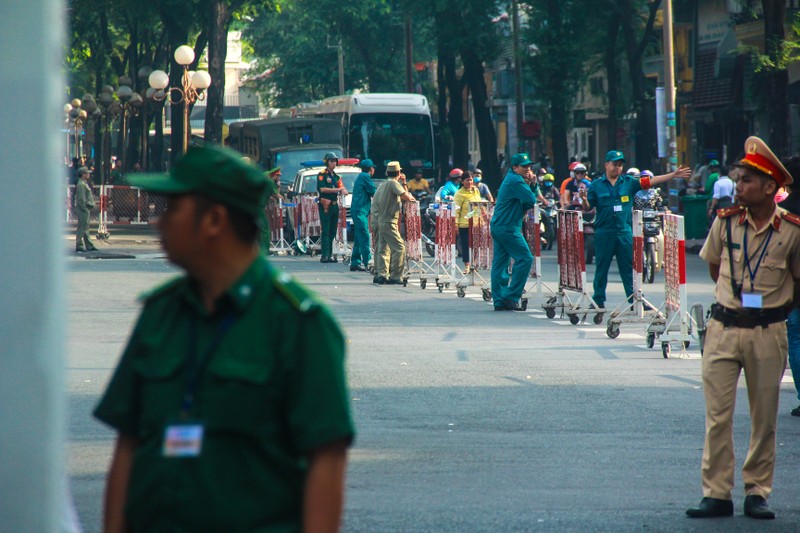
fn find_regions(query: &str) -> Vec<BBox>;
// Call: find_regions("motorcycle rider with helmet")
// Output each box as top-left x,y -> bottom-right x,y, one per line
436,168 -> 463,202
561,163 -> 591,207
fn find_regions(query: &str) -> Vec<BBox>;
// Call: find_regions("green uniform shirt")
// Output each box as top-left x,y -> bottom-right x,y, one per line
316,168 -> 340,203
490,170 -> 537,229
705,172 -> 719,195
75,179 -> 95,211
372,179 -> 405,224
350,171 -> 377,217
586,174 -> 646,234
94,255 -> 355,532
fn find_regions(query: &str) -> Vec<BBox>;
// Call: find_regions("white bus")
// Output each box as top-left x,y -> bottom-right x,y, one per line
302,93 -> 435,179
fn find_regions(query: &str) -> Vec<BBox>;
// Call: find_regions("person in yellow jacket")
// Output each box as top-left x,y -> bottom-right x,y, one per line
453,172 -> 484,272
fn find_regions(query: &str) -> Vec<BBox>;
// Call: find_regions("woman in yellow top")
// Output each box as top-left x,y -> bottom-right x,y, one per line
453,172 -> 484,272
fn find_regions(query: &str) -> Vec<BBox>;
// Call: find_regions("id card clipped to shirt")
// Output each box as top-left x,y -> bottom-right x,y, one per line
741,292 -> 763,309
163,422 -> 204,458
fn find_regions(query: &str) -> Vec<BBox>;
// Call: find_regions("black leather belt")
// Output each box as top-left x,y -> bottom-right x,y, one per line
711,304 -> 788,329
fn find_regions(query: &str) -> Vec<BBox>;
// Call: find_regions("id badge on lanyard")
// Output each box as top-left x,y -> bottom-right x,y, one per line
163,422 -> 204,457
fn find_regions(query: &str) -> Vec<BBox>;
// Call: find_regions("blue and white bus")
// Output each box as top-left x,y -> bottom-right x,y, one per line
302,93 -> 435,179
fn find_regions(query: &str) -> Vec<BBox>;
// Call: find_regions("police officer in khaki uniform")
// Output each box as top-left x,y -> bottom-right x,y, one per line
687,136 -> 800,520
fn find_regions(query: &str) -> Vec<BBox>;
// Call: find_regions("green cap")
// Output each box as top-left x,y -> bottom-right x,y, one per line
510,153 -> 533,166
605,150 -> 625,162
708,159 -> 720,166
127,144 -> 268,220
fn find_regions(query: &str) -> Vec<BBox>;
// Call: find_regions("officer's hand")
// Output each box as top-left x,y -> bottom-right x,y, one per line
672,166 -> 692,179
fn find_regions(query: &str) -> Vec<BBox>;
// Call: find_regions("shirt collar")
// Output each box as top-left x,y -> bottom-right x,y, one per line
180,255 -> 269,317
739,205 -> 782,232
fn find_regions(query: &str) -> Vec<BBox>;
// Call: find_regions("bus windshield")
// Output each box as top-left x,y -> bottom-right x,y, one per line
348,113 -> 433,168
275,147 -> 343,187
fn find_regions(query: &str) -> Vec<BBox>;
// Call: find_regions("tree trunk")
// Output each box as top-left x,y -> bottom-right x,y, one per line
436,54 -> 450,185
205,1 -> 230,146
444,54 -> 468,172
461,47 -> 500,189
604,16 -> 620,159
763,0 -> 790,156
545,0 -> 569,179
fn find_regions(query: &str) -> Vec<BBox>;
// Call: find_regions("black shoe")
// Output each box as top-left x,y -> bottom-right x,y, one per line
686,497 -> 733,518
494,304 -> 512,311
373,276 -> 387,284
75,249 -> 86,253
385,278 -> 403,285
791,405 -> 800,417
744,495 -> 775,520
330,256 -> 339,263
506,300 -> 525,311
350,264 -> 367,272
320,257 -> 328,263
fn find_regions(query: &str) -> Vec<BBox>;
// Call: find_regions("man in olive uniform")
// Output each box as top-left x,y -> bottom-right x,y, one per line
686,137 -> 800,520
350,159 -> 377,272
317,152 -> 347,263
74,167 -> 98,252
579,151 -> 689,310
94,144 -> 355,532
489,153 -> 541,311
259,166 -> 281,254
372,161 -> 416,284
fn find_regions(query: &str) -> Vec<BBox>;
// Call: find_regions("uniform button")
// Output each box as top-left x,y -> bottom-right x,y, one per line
240,285 -> 252,297
279,273 -> 292,283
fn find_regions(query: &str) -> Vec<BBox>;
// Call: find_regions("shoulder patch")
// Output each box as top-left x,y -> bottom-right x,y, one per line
267,266 -> 320,314
781,211 -> 800,227
318,175 -> 324,181
716,205 -> 744,219
137,276 -> 185,303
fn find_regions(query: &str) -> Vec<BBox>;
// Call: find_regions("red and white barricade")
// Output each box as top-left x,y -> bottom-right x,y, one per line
334,192 -> 352,261
298,194 -> 321,254
455,201 -> 492,299
646,213 -> 693,358
433,203 -> 459,291
520,205 -> 556,303
543,209 -> 603,324
265,197 -> 293,254
605,210 -> 663,338
401,201 -> 434,287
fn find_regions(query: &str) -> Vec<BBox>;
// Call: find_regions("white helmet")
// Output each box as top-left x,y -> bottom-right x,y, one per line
626,167 -> 640,177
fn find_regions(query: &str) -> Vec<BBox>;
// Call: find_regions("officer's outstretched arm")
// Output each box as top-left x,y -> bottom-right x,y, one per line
651,166 -> 692,187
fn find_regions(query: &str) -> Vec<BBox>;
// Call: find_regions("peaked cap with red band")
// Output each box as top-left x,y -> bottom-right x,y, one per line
737,136 -> 793,186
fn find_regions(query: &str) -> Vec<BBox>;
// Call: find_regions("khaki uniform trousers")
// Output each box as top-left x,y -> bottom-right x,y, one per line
700,317 -> 787,500
375,218 -> 405,281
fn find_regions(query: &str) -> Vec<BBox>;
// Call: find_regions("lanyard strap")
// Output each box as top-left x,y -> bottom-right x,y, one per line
181,312 -> 237,416
742,225 -> 774,292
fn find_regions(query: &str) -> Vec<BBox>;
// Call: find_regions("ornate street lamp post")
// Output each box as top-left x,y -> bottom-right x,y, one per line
148,45 -> 211,154
64,98 -> 88,159
115,76 -> 143,172
97,86 -> 121,186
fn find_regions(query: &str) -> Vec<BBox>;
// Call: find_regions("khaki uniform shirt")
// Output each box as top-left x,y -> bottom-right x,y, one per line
75,179 -> 95,211
700,205 -> 800,310
372,179 -> 405,224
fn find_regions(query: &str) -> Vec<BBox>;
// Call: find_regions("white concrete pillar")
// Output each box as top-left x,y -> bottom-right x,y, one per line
0,0 -> 66,531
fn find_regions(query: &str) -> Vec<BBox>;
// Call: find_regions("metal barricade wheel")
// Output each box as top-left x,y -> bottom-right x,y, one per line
569,314 -> 580,325
420,279 -> 427,289
662,342 -> 671,358
593,313 -> 604,325
606,323 -> 621,339
482,289 -> 492,302
457,287 -> 466,298
521,298 -> 528,311
646,332 -> 656,349
545,307 -> 555,319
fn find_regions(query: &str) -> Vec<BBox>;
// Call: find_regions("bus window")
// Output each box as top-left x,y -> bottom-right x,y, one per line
349,113 -> 433,167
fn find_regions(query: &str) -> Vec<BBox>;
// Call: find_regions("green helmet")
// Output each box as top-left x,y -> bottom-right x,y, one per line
324,152 -> 338,162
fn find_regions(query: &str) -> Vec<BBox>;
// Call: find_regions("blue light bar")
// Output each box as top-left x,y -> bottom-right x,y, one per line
300,160 -> 325,167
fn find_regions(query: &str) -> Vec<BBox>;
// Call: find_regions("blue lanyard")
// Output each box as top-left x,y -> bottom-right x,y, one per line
181,312 -> 237,416
742,225 -> 773,292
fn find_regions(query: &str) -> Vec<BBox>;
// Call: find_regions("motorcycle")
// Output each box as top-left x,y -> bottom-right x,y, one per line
634,189 -> 666,284
539,202 -> 558,250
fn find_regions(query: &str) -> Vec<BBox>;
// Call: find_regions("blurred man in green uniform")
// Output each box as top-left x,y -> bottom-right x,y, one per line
579,151 -> 689,310
259,166 -> 281,254
317,152 -> 347,263
74,167 -> 98,252
490,153 -> 549,310
350,159 -> 377,271
94,144 -> 355,532
686,137 -> 800,520
372,161 -> 416,284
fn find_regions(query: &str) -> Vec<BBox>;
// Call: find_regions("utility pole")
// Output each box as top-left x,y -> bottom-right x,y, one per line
662,0 -> 677,172
338,40 -> 345,95
512,0 -> 524,153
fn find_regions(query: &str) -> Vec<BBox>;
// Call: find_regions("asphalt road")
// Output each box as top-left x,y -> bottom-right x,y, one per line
65,238 -> 800,532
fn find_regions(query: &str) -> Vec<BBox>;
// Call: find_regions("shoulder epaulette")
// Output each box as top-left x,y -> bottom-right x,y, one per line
267,265 -> 320,314
781,211 -> 800,227
137,276 -> 185,303
716,205 -> 744,219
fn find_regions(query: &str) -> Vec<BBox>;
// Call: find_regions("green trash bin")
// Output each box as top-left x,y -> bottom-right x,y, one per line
682,195 -> 710,239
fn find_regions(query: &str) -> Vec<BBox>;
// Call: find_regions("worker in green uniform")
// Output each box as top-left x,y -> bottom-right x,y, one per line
259,166 -> 281,254
94,144 -> 355,533
704,159 -> 720,195
317,152 -> 347,263
579,150 -> 690,310
350,158 -> 377,271
74,167 -> 98,252
490,153 -> 550,311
